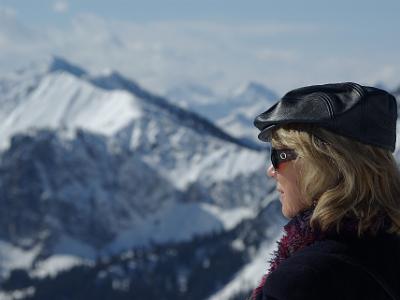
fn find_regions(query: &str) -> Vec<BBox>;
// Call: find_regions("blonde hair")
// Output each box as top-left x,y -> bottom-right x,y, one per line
271,124 -> 400,236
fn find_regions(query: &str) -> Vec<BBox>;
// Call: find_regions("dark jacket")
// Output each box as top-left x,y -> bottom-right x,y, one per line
262,233 -> 400,300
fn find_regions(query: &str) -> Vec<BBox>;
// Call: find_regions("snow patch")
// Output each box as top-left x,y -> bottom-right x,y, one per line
103,201 -> 224,254
0,240 -> 41,278
30,255 -> 87,278
200,203 -> 255,230
207,231 -> 283,300
0,287 -> 35,300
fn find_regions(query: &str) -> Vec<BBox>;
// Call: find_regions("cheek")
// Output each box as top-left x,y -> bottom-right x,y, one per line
287,179 -> 301,195
286,186 -> 303,207
281,188 -> 305,218
279,171 -> 306,216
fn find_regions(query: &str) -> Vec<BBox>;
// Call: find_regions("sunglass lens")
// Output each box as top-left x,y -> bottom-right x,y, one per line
271,148 -> 278,169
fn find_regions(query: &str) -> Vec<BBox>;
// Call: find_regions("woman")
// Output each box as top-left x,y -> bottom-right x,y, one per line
249,82 -> 400,300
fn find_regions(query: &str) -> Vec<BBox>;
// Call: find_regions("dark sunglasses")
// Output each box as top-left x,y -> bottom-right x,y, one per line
271,148 -> 298,170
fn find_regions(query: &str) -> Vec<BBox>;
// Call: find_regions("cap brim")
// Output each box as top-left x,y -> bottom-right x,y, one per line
257,124 -> 277,142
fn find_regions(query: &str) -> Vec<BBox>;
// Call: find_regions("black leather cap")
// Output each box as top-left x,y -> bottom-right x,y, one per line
254,82 -> 398,152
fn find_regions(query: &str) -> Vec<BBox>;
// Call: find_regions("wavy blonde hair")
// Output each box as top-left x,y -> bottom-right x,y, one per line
271,124 -> 400,236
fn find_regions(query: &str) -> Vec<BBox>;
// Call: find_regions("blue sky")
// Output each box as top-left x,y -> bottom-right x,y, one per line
0,0 -> 399,95
0,0 -> 400,30
3,0 -> 400,25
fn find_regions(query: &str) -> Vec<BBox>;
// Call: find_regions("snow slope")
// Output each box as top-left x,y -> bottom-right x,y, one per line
0,58 -> 275,279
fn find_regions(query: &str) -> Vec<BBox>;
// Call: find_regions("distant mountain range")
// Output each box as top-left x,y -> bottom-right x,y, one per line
0,57 -> 283,299
166,81 -> 279,144
1,57 -> 399,299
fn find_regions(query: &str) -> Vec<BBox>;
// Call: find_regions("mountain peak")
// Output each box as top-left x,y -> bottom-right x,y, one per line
48,56 -> 88,77
228,81 -> 279,107
232,81 -> 279,102
89,70 -> 143,93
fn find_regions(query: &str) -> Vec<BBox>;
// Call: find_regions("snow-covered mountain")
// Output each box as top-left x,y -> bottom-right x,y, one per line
0,57 -> 263,186
3,59 -> 400,299
216,82 -> 279,144
166,81 -> 279,144
0,57 -> 278,283
0,197 -> 286,300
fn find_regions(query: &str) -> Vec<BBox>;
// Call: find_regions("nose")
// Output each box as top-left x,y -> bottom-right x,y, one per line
267,164 -> 276,178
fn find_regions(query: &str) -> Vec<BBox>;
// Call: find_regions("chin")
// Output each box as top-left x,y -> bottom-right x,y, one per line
282,206 -> 298,219
282,208 -> 293,219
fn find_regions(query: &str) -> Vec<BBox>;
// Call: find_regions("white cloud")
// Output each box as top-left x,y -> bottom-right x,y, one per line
0,6 -> 16,18
0,12 -> 399,95
37,14 -> 315,94
53,0 -> 69,13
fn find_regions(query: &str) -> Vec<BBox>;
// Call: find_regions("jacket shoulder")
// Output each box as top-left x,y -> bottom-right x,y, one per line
263,237 -> 400,300
263,258 -> 329,300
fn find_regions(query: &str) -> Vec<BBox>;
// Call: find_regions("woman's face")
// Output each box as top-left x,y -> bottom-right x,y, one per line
267,152 -> 308,218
